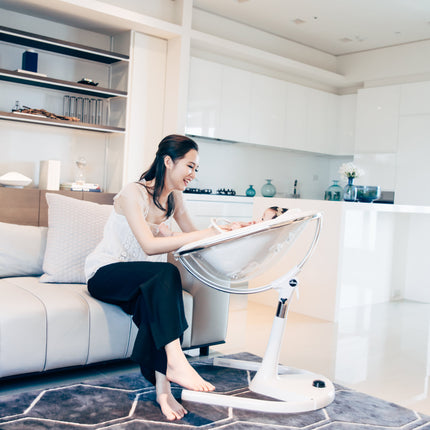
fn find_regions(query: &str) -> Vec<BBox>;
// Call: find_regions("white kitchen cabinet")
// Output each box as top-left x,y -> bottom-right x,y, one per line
355,85 -> 400,153
186,57 -> 222,138
249,73 -> 286,147
400,81 -> 430,115
182,195 -> 253,230
335,94 -> 356,155
283,82 -> 308,151
186,57 -> 344,155
218,66 -> 252,142
396,115 -> 430,206
306,88 -> 337,153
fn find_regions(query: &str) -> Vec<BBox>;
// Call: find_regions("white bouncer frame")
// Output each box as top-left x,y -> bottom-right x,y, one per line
174,210 -> 335,413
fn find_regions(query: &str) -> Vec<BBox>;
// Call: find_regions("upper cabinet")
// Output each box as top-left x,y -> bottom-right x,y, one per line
186,57 -> 222,138
400,81 -> 430,116
249,73 -> 286,147
335,94 -> 356,155
283,82 -> 308,151
354,85 -> 400,153
218,66 -> 252,142
186,57 -> 349,156
306,87 -> 337,154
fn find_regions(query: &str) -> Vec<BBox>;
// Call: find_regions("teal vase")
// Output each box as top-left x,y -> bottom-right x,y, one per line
246,185 -> 256,197
324,180 -> 343,201
261,179 -> 276,197
343,177 -> 357,202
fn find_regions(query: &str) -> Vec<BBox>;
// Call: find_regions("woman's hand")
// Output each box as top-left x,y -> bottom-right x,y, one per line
218,221 -> 255,231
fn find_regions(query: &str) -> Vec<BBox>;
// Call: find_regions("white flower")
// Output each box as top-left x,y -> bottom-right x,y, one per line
339,162 -> 364,179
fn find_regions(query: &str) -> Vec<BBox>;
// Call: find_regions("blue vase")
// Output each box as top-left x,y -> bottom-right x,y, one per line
324,180 -> 343,201
246,185 -> 256,197
343,177 -> 357,202
261,179 -> 276,197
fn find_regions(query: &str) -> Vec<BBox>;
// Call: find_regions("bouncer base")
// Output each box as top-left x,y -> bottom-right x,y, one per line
181,357 -> 335,413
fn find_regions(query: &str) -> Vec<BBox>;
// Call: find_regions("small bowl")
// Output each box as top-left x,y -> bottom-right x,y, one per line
356,185 -> 381,203
0,171 -> 32,188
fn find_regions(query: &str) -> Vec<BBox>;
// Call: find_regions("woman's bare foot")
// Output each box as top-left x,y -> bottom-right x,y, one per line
165,339 -> 215,392
166,360 -> 215,391
165,339 -> 215,391
155,371 -> 188,421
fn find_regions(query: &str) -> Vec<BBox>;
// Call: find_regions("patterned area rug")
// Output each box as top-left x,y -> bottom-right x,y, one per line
0,353 -> 429,429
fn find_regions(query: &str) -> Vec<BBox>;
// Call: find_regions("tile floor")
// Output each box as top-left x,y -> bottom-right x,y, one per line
213,296 -> 430,416
1,297 -> 429,417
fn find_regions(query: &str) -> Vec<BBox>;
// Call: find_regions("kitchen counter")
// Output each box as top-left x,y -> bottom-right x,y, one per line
250,197 -> 430,322
180,194 -> 429,321
183,193 -> 253,203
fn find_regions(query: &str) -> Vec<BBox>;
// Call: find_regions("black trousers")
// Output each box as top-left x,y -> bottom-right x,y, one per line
87,261 -> 188,385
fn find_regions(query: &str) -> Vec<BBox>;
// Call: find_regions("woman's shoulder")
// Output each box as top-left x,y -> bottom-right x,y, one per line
114,181 -> 149,212
116,181 -> 147,197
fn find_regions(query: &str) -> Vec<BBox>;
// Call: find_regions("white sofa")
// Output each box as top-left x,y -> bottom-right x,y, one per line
0,191 -> 229,379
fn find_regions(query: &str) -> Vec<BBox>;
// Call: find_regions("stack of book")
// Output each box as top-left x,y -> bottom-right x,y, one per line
60,182 -> 101,192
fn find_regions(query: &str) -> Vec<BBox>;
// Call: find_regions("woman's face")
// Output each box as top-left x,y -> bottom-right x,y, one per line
165,149 -> 199,191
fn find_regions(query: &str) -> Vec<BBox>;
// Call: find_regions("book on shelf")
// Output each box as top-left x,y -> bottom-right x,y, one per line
60,182 -> 101,192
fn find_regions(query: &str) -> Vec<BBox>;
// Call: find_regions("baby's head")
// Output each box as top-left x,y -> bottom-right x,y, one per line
261,206 -> 288,221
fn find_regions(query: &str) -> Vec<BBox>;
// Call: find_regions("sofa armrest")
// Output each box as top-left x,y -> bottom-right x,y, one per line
168,253 -> 229,349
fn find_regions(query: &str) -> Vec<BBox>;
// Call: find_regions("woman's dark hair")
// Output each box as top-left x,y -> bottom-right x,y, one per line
139,134 -> 198,217
269,206 -> 288,219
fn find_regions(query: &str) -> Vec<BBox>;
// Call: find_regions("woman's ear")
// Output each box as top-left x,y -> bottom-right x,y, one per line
164,155 -> 173,170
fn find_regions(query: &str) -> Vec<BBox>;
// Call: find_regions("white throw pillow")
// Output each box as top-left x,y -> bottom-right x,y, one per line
0,222 -> 48,277
40,193 -> 112,284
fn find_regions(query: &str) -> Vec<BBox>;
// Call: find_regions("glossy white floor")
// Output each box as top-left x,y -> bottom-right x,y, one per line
212,296 -> 430,416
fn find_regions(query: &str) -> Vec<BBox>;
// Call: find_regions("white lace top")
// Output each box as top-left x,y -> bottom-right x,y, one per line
84,181 -> 172,282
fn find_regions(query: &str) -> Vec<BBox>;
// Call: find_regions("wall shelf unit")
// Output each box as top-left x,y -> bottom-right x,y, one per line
0,68 -> 127,98
0,111 -> 125,133
0,25 -> 129,64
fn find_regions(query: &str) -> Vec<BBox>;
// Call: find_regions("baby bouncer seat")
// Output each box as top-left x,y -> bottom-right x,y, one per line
174,209 -> 335,413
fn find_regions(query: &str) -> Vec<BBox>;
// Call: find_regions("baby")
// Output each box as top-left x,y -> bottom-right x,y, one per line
160,206 -> 289,236
261,206 -> 288,221
221,206 -> 289,231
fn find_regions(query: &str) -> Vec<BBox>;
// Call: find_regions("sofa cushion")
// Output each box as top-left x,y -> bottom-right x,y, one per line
0,222 -> 47,278
0,276 -> 194,378
41,193 -> 112,284
0,277 -> 47,377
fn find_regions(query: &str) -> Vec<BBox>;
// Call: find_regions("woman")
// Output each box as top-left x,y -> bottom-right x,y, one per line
85,135 -> 217,421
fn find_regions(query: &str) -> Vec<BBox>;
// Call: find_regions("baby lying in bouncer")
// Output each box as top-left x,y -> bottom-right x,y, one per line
159,206 -> 289,236
220,205 -> 289,231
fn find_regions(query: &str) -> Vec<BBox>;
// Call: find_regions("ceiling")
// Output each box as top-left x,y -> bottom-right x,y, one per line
193,0 -> 430,56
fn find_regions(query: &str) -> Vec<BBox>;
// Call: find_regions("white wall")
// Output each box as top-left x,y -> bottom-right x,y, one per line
189,137 -> 352,200
0,121 -> 108,187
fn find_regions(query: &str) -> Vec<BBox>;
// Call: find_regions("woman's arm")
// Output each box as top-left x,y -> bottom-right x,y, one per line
172,191 -> 198,233
119,187 -> 216,255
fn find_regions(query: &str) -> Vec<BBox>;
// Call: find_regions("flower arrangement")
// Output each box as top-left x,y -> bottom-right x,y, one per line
338,162 -> 364,179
